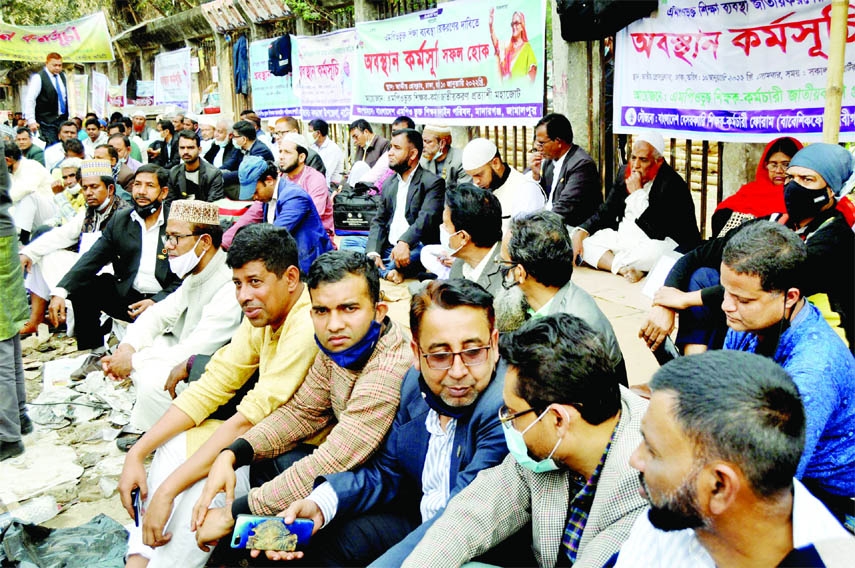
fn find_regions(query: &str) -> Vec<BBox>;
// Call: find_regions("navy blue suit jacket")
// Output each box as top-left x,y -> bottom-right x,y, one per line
322,361 -> 508,565
264,178 -> 333,274
222,140 -> 275,186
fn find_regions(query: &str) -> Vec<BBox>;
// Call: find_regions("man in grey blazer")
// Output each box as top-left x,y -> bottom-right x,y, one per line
403,313 -> 648,568
366,129 -> 445,283
419,125 -> 471,191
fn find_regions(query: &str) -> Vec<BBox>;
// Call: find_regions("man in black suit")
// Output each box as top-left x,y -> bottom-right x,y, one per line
147,120 -> 180,170
166,130 -> 224,204
23,52 -> 68,146
530,113 -> 602,227
48,164 -> 182,350
366,129 -> 445,283
221,120 -> 275,187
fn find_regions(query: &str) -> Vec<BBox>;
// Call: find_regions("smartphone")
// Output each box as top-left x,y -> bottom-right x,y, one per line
131,488 -> 141,527
230,515 -> 313,551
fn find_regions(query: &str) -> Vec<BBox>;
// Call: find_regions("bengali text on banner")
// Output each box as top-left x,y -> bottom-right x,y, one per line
297,29 -> 357,123
614,0 -> 855,142
352,0 -> 546,126
154,48 -> 192,111
249,37 -> 301,119
0,12 -> 113,63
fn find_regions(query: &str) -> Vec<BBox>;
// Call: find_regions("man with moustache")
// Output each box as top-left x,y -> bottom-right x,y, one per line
189,251 -> 414,564
47,164 -> 182,350
166,130 -> 224,204
119,224 -> 319,568
19,159 -> 129,335
419,125 -> 470,191
462,137 -> 544,231
616,351 -> 854,567
366,128 -> 445,283
261,279 -> 508,566
404,314 -> 647,567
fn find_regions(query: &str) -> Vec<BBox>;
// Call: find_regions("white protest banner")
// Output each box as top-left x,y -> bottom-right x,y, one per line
90,71 -> 109,119
132,81 -> 155,107
296,29 -> 356,123
67,74 -> 88,118
614,0 -> 855,142
154,47 -> 192,110
352,0 -> 547,125
249,37 -> 301,118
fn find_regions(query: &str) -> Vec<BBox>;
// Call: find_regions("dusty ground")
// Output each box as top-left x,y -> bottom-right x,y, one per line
2,265 -> 657,530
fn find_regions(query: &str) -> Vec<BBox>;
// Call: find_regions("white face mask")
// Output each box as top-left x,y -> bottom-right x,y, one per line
168,237 -> 203,278
439,224 -> 464,255
215,139 -> 229,147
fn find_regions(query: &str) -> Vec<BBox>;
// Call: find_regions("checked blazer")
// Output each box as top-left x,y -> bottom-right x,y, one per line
402,387 -> 649,568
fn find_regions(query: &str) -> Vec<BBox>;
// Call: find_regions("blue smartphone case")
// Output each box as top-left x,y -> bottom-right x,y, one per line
230,515 -> 313,551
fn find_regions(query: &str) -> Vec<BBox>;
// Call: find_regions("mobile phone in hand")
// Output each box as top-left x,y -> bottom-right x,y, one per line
231,515 -> 313,551
131,488 -> 141,527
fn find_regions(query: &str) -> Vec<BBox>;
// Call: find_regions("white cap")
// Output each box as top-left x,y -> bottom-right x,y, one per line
281,132 -> 308,152
131,110 -> 147,119
634,132 -> 665,156
462,138 -> 498,171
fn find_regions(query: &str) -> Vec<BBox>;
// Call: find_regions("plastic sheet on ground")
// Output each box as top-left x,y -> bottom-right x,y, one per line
0,431 -> 83,504
0,513 -> 127,568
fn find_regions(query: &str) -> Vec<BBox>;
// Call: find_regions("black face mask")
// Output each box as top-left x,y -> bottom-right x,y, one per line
133,198 -> 161,218
784,180 -> 831,223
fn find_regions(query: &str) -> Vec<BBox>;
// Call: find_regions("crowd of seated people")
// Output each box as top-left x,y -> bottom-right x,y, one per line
2,108 -> 853,566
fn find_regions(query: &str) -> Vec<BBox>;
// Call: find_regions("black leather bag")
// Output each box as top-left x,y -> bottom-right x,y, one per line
333,182 -> 381,236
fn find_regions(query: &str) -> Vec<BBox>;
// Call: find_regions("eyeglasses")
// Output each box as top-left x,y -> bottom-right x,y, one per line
498,405 -> 537,429
533,139 -> 551,150
161,233 -> 195,247
494,258 -> 518,278
420,345 -> 491,370
766,161 -> 790,172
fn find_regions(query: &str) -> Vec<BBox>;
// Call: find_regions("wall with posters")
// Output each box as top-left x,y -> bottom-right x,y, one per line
351,0 -> 547,125
614,0 -> 855,142
249,37 -> 301,118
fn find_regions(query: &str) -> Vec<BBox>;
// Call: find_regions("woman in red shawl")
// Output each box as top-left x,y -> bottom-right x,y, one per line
711,136 -> 802,237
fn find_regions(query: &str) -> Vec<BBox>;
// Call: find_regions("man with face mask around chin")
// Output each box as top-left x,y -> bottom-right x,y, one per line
615,351 -> 855,567
259,279 -> 508,566
720,221 -> 855,523
100,200 -> 242,434
404,313 -> 648,568
641,143 -> 855,356
47,164 -> 182,350
190,251 -> 414,562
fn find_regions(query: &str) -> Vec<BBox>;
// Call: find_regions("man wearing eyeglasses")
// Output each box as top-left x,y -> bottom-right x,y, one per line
101,200 -> 241,434
404,313 -> 648,568
269,279 -> 508,566
47,164 -> 182,350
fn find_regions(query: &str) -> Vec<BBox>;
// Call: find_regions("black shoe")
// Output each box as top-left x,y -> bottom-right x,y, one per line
0,440 -> 24,461
19,413 -> 33,435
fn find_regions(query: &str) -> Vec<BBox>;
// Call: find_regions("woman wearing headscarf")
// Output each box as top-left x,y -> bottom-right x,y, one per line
711,136 -> 802,237
489,8 -> 537,82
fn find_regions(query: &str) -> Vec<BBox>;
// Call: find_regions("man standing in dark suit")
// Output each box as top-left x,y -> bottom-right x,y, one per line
366,129 -> 445,283
221,120 -> 275,187
147,120 -> 181,170
23,52 -> 68,146
166,130 -> 224,204
48,164 -> 181,350
531,113 -> 602,227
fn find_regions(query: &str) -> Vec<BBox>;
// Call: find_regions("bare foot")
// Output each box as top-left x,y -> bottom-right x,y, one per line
619,267 -> 644,283
385,269 -> 404,284
19,320 -> 41,336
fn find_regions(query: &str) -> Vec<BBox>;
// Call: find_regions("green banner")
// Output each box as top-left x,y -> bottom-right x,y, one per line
0,12 -> 114,63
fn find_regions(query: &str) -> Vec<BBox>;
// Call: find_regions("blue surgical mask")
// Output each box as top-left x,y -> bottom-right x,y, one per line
315,319 -> 382,370
503,408 -> 561,473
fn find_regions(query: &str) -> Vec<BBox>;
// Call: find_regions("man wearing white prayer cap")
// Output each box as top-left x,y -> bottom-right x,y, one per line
419,124 -> 471,191
461,137 -> 545,231
102,198 -> 242,434
570,132 -> 701,283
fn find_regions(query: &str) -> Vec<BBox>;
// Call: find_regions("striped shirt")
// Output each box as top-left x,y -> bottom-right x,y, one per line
420,409 -> 458,522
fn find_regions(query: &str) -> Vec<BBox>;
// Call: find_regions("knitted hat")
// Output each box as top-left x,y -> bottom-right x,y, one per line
280,132 -> 308,153
169,199 -> 219,226
80,159 -> 112,179
789,143 -> 855,196
462,138 -> 498,171
238,155 -> 269,200
423,125 -> 452,136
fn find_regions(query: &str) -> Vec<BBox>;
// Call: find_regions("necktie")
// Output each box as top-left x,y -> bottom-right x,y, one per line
53,74 -> 66,115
